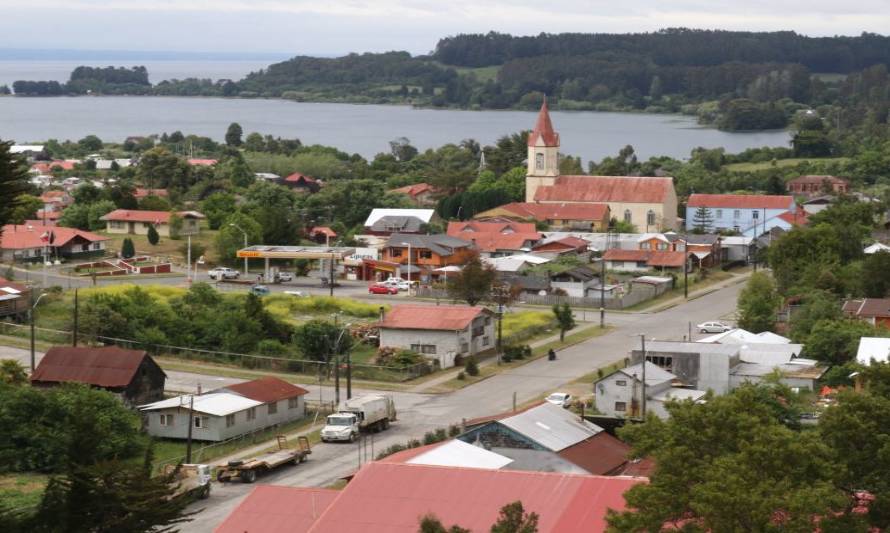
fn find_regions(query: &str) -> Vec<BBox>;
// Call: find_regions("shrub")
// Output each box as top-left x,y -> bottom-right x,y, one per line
448,424 -> 462,437
464,356 -> 479,376
456,371 -> 466,380
147,224 -> 159,245
120,238 -> 135,259
504,345 -> 531,361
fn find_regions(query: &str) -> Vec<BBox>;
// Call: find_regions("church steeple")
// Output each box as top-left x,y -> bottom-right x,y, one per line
526,97 -> 560,202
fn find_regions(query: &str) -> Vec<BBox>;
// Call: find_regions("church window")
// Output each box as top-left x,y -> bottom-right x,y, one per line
535,152 -> 544,170
647,210 -> 656,226
623,210 -> 632,223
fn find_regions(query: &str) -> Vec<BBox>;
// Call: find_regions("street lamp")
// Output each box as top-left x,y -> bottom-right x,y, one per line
30,291 -> 49,371
400,242 -> 412,286
331,324 -> 352,405
229,223 -> 249,276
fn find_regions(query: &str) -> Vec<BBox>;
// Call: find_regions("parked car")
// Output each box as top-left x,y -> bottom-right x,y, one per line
382,277 -> 417,291
276,272 -> 293,282
208,267 -> 240,280
545,392 -> 572,408
284,290 -> 307,298
369,284 -> 398,295
250,285 -> 270,296
696,321 -> 731,333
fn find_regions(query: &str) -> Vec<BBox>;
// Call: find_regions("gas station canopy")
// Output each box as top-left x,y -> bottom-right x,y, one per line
236,245 -> 355,259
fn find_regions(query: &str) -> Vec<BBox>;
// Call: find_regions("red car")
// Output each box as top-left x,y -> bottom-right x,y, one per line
368,284 -> 398,295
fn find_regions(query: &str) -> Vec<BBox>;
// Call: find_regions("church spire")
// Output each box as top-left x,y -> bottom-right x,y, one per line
527,96 -> 559,147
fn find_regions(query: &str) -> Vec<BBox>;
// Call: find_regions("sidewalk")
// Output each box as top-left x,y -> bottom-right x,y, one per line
406,320 -> 603,393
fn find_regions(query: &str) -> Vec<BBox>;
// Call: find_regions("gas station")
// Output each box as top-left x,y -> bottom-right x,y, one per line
235,245 -> 356,295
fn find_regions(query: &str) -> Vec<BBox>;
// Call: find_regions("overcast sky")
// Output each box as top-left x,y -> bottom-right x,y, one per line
2,0 -> 888,56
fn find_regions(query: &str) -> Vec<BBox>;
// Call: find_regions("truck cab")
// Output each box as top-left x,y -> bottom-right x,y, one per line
321,413 -> 359,442
164,463 -> 211,500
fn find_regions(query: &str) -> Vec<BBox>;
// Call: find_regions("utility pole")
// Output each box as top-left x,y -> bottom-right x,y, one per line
683,233 -> 689,299
186,234 -> 192,283
599,254 -> 606,328
185,395 -> 195,463
29,289 -> 36,372
328,253 -> 335,297
639,334 -> 647,419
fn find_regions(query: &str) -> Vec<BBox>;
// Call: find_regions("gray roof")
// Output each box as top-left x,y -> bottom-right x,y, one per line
501,274 -> 551,291
618,361 -> 677,387
371,215 -> 425,233
683,234 -> 720,245
638,340 -> 741,356
550,266 -> 597,282
731,361 -> 826,379
492,447 -> 590,474
384,233 -> 472,257
499,403 -> 603,452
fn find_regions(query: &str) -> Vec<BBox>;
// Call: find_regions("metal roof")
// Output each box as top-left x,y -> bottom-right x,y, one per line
698,328 -> 790,344
857,337 -> 890,365
618,361 -> 678,386
364,208 -> 435,227
139,392 -> 262,416
499,403 -> 604,452
221,376 -> 309,403
30,346 -> 158,388
642,341 -> 740,356
407,439 -> 513,470
216,485 -> 338,533
493,447 -> 589,474
649,387 -> 708,402
731,361 -> 826,380
738,345 -> 803,365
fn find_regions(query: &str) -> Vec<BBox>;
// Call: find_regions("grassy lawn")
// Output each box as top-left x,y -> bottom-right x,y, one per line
0,473 -> 48,512
98,227 -> 220,264
723,157 -> 849,172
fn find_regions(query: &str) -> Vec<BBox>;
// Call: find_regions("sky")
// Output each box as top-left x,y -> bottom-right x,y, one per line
1,0 -> 889,57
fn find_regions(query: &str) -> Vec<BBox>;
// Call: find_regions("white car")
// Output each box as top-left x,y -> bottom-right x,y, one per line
545,392 -> 572,408
208,267 -> 240,280
697,321 -> 731,333
276,272 -> 293,282
283,290 -> 307,298
382,278 -> 415,291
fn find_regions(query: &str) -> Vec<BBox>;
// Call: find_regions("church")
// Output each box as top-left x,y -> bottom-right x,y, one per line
525,100 -> 679,231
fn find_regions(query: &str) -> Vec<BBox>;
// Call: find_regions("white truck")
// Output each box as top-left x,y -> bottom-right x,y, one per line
321,394 -> 397,443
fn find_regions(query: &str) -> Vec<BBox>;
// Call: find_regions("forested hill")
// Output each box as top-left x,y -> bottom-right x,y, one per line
432,29 -> 890,72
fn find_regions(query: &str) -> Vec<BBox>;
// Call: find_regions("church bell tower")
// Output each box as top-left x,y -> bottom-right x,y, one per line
525,97 -> 560,202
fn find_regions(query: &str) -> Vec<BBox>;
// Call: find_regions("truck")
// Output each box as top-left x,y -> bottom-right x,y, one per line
163,463 -> 212,500
215,435 -> 311,483
321,394 -> 397,443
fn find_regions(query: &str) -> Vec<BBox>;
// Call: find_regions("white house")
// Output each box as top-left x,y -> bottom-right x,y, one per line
686,194 -> 795,236
378,305 -> 495,368
594,362 -> 706,419
856,337 -> 890,366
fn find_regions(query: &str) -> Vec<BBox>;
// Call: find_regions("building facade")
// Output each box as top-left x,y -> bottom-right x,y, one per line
101,209 -> 204,237
685,194 -> 795,235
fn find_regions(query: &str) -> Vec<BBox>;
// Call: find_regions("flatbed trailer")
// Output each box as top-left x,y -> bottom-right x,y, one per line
216,435 -> 311,483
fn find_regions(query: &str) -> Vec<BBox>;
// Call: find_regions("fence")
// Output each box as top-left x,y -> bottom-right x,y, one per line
0,322 -> 433,382
414,284 -> 670,310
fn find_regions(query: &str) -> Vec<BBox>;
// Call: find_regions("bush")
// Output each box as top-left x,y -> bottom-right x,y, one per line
456,371 -> 466,380
147,225 -> 159,245
504,345 -> 531,361
448,424 -> 462,437
464,356 -> 479,376
120,238 -> 135,259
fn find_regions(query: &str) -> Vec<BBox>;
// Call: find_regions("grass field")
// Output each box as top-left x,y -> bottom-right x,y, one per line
723,157 -> 850,172
0,473 -> 48,512
98,227 -> 220,264
429,62 -> 500,83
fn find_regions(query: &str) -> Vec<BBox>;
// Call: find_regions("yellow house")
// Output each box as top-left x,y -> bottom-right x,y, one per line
101,209 -> 204,237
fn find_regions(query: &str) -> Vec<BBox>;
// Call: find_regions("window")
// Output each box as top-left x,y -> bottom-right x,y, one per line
733,210 -> 740,219
623,209 -> 632,223
246,407 -> 256,421
535,152 -> 544,170
288,397 -> 299,409
482,336 -> 490,346
485,317 -> 492,326
615,380 -> 627,386
647,210 -> 656,226
472,326 -> 484,337
419,250 -> 432,259
615,402 -> 627,412
715,209 -> 723,219
752,210 -> 760,219
646,355 -> 673,371
225,414 -> 235,428
391,248 -> 403,257
194,416 -> 208,429
657,242 -> 669,251
268,402 -> 278,415
640,242 -> 651,250
159,414 -> 173,427
410,344 -> 437,354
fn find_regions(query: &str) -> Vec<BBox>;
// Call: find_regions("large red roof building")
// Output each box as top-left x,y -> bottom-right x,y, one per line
0,223 -> 107,262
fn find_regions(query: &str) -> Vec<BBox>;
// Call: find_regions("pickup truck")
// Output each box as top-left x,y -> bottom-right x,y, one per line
216,435 -> 311,483
163,463 -> 211,500
321,394 -> 396,443
208,267 -> 240,280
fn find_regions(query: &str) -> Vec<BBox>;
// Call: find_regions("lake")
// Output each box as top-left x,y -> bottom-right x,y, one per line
0,96 -> 790,163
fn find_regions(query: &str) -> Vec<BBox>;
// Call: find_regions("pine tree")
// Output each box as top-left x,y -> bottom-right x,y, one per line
121,238 -> 135,259
147,224 -> 160,245
0,140 -> 29,232
225,122 -> 243,147
692,206 -> 714,233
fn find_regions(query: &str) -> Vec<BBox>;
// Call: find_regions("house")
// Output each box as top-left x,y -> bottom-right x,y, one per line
484,253 -> 550,274
474,202 -> 611,232
525,101 -> 678,230
720,235 -> 753,263
10,144 -> 46,158
93,158 -> 133,170
40,190 -> 73,211
457,402 -> 633,475
31,160 -> 78,174
697,328 -> 791,345
0,277 -> 30,318
100,209 -> 205,237
283,172 -> 320,193
446,221 -> 541,257
864,242 -> 890,254
308,226 -> 337,245
802,195 -> 835,214
686,194 -> 795,236
787,175 -> 849,197
729,361 -> 826,390
843,298 -> 890,327
378,305 -> 495,368
549,266 -> 599,297
133,188 -> 168,199
363,208 -> 436,236
682,234 -> 722,268
856,337 -> 890,366
602,249 -> 687,272
376,233 -> 473,281
500,274 -> 552,296
140,376 -> 308,442
594,362 -> 707,419
216,462 -> 642,533
389,182 -> 439,206
31,346 -> 166,406
531,236 -> 590,258
254,172 -> 281,182
1,223 -> 107,262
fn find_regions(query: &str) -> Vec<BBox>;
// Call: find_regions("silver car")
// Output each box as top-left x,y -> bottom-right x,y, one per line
545,392 -> 572,408
697,321 -> 731,333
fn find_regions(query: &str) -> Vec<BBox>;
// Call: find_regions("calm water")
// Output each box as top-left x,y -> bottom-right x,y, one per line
0,96 -> 790,162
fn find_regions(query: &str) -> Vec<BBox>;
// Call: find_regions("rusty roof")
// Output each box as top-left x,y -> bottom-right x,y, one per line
485,202 -> 610,221
379,305 -> 490,331
535,176 -> 674,203
31,346 -> 161,387
215,485 -> 338,533
843,298 -> 890,318
557,432 -> 631,476
687,193 -> 794,209
223,376 -> 309,404
646,251 -> 687,267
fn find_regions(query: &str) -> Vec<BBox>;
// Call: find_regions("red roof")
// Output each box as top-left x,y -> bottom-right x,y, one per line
380,305 -> 489,331
448,221 -> 537,234
390,183 -> 435,198
100,209 -> 205,224
40,190 -> 70,203
843,298 -> 890,318
0,277 -> 29,295
486,202 -> 610,221
284,172 -> 317,184
133,188 -> 169,198
307,462 -> 642,533
687,193 -> 793,210
223,376 -> 309,403
535,176 -> 674,203
788,175 -> 848,186
447,221 -> 541,252
603,249 -> 650,262
215,485 -> 338,533
31,160 -> 77,173
776,208 -> 809,226
527,99 -> 560,147
187,158 -> 217,166
31,346 -> 159,387
532,236 -> 589,252
557,432 -> 631,476
1,224 -> 107,250
309,226 -> 337,238
603,249 -> 686,268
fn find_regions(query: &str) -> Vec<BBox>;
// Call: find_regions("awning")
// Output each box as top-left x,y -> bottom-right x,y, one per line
692,251 -> 711,260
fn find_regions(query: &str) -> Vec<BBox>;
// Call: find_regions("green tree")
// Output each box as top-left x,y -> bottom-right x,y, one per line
241,181 -> 301,245
216,212 -> 262,266
77,134 -> 103,152
389,137 -> 418,162
86,199 -> 116,231
8,194 -> 43,224
446,252 -> 496,306
418,514 -> 470,533
691,206 -> 714,233
121,237 -> 135,259
608,384 -> 847,532
58,203 -> 91,230
0,360 -> 28,385
200,192 -> 238,230
168,214 -> 183,240
0,141 -> 31,230
788,290 -> 842,342
147,224 -> 160,245
862,251 -> 890,297
737,273 -> 781,332
552,303 -> 575,342
136,147 -> 191,191
216,150 -> 254,188
805,319 -> 878,365
293,320 -> 352,362
137,195 -> 171,211
490,501 -> 539,533
225,122 -> 243,147
244,132 -> 265,152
